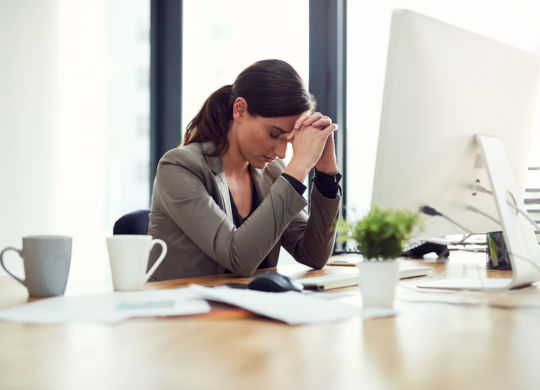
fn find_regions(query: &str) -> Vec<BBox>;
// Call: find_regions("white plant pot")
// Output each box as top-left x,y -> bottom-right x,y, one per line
357,260 -> 400,308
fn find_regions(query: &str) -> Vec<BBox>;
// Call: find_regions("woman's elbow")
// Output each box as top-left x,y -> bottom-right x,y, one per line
297,252 -> 328,270
307,257 -> 327,270
227,258 -> 258,277
311,262 -> 326,270
302,246 -> 333,269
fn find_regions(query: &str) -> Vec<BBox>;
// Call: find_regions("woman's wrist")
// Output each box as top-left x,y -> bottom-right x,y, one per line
314,160 -> 339,174
313,169 -> 342,199
284,159 -> 311,183
281,173 -> 306,195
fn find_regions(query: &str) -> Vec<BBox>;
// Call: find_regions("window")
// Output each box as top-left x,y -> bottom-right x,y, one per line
57,0 -> 150,284
182,0 -> 309,163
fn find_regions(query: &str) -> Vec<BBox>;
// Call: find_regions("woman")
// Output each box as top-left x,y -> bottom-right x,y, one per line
148,59 -> 341,280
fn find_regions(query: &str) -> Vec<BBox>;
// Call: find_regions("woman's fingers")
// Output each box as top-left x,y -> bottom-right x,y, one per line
310,115 -> 332,129
289,112 -> 338,155
289,122 -> 338,144
301,112 -> 323,127
293,113 -> 311,130
323,123 -> 339,134
311,123 -> 338,137
294,111 -> 332,130
282,129 -> 296,141
294,112 -> 334,132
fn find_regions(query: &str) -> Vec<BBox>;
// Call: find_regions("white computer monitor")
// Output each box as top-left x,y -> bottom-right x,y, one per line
371,9 -> 540,289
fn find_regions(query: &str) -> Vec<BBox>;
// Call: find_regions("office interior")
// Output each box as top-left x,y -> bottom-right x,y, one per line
2,1 -> 540,285
3,2 -> 540,389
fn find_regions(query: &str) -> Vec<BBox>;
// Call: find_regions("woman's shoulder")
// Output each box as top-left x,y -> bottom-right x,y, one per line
159,142 -> 213,169
161,143 -> 202,161
158,142 -> 223,183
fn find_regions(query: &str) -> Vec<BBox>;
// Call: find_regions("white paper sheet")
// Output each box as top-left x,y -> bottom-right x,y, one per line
0,288 -> 210,324
190,285 -> 361,324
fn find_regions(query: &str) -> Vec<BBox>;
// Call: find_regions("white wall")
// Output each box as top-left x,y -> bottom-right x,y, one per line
0,1 -> 61,276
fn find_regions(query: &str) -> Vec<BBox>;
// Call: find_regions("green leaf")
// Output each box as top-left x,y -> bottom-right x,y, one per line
335,205 -> 422,261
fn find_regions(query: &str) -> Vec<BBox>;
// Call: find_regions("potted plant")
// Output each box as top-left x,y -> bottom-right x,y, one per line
336,206 -> 421,308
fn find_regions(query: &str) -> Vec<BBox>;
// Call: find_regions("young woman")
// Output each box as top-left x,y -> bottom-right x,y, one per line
148,59 -> 341,280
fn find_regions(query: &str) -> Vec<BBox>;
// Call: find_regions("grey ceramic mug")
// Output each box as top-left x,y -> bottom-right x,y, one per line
0,235 -> 72,297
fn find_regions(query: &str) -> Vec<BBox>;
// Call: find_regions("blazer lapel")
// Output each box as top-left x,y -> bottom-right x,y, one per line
250,164 -> 281,266
202,142 -> 233,224
202,143 -> 282,266
250,165 -> 273,201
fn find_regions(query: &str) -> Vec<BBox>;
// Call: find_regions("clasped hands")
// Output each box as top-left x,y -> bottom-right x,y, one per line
283,112 -> 339,179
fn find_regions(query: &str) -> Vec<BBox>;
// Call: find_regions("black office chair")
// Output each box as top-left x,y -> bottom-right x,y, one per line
113,209 -> 150,235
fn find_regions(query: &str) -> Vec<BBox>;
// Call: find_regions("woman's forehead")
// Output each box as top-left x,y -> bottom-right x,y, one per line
260,112 -> 307,132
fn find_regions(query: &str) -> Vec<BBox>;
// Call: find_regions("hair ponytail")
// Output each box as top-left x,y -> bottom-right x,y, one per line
183,85 -> 234,156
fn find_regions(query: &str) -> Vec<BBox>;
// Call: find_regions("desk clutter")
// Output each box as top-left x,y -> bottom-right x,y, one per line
0,231 -> 529,326
0,283 -> 391,325
0,234 -> 391,325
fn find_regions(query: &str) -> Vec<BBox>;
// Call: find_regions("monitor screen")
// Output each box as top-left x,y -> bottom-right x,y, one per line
372,9 -> 540,239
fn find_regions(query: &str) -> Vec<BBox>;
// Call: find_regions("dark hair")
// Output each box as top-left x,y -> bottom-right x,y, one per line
183,59 -> 315,155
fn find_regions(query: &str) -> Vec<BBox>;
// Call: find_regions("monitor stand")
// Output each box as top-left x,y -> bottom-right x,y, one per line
418,134 -> 540,290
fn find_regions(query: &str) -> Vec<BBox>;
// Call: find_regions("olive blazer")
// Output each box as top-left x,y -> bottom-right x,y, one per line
148,141 -> 341,280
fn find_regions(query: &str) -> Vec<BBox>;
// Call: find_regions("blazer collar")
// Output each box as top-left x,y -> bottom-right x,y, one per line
250,165 -> 273,202
202,142 -> 223,174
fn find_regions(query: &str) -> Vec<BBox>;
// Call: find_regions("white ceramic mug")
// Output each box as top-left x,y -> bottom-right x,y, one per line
106,235 -> 167,291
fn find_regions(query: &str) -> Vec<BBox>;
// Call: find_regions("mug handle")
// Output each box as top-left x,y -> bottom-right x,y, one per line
0,247 -> 26,286
144,239 -> 168,282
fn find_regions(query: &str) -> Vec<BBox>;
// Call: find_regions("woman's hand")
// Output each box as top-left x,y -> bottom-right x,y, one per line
292,112 -> 339,173
292,112 -> 333,131
283,112 -> 339,182
315,131 -> 339,174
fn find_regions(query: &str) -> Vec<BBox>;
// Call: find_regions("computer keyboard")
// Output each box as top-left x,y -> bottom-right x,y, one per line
404,239 -> 425,251
402,240 -> 449,258
333,239 -> 449,259
300,262 -> 432,291
301,274 -> 360,291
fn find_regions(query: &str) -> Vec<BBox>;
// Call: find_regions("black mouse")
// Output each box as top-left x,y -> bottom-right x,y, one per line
247,272 -> 303,293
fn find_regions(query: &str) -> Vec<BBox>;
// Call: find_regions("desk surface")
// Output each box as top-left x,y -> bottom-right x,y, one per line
1,253 -> 540,390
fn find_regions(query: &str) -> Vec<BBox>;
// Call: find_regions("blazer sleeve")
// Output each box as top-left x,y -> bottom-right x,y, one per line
152,152 -> 308,276
280,184 -> 341,269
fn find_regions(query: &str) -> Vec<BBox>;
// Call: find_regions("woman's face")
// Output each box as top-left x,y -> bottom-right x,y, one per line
235,112 -> 304,169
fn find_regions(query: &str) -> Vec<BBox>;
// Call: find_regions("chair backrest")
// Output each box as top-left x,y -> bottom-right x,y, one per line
113,209 -> 150,235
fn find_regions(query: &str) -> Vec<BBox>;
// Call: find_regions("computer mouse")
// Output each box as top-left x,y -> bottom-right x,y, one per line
247,272 -> 303,293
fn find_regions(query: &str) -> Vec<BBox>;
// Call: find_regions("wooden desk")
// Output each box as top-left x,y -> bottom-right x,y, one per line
1,253 -> 540,390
